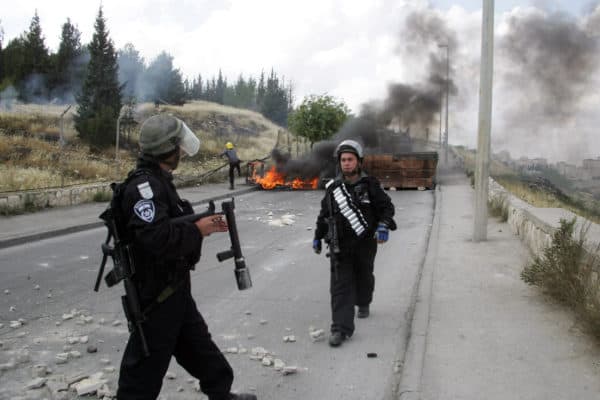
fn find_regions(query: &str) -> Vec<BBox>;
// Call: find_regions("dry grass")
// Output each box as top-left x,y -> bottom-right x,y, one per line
0,101 -> 286,192
454,146 -> 600,224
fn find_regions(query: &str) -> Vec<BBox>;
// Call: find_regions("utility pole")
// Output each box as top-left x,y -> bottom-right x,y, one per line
437,43 -> 450,162
474,0 -> 495,242
444,44 -> 450,164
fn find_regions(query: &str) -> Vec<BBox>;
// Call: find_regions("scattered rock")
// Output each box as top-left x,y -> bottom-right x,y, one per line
112,320 -> 123,327
103,366 -> 116,373
259,319 -> 268,325
99,318 -> 106,325
55,354 -> 69,365
193,380 -> 201,392
47,293 -> 52,298
100,359 -> 112,365
9,306 -> 16,312
177,386 -> 184,392
309,328 -> 325,342
261,357 -> 273,366
282,366 -> 298,375
71,372 -> 107,396
63,345 -> 73,352
10,320 -> 22,329
87,345 -> 98,354
25,377 -> 47,390
244,310 -> 252,315
62,313 -> 74,321
66,372 -> 89,386
0,360 -> 16,372
273,359 -> 285,371
55,321 -> 61,326
97,384 -> 115,398
67,337 -> 79,345
32,364 -> 49,378
69,350 -> 82,359
225,347 -> 239,354
283,335 -> 296,343
4,289 -> 10,295
79,335 -> 89,344
34,285 -> 40,290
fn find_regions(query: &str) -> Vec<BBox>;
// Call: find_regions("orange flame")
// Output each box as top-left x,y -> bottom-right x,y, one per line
251,165 -> 318,190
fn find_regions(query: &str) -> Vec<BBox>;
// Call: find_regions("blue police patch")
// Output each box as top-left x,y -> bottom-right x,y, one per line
134,200 -> 155,223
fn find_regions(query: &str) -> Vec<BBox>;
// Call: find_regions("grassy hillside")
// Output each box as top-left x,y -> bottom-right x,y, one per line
0,101 -> 287,192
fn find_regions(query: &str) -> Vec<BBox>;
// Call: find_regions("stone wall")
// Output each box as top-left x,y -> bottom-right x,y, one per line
0,183 -> 112,213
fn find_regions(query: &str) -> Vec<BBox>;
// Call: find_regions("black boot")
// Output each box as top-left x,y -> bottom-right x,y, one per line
328,331 -> 347,347
357,305 -> 370,318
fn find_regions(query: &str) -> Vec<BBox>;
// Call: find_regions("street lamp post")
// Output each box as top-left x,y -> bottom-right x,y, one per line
437,43 -> 450,164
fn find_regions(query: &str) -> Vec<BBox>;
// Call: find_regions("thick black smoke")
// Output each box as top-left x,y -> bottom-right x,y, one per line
500,10 -> 599,122
271,9 -> 460,178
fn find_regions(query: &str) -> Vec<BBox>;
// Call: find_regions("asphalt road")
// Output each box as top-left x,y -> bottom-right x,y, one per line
0,188 -> 434,400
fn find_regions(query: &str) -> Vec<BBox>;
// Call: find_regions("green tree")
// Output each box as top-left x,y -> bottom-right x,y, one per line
74,7 -> 122,150
0,20 -> 4,85
260,69 -> 289,126
1,37 -> 26,88
51,18 -> 84,102
288,94 -> 350,146
117,43 -> 145,102
144,51 -> 185,105
21,11 -> 51,101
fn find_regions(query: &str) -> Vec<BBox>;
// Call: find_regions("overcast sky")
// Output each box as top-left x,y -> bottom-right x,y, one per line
1,0 -> 587,112
2,0 -> 598,161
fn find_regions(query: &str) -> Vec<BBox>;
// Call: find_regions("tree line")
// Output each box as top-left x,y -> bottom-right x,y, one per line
0,11 -> 293,129
0,9 -> 348,151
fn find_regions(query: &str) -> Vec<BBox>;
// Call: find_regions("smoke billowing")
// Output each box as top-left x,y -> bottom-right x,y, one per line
500,10 -> 599,122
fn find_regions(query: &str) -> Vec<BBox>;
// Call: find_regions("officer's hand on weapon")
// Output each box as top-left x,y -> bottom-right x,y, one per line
195,215 -> 228,237
376,223 -> 389,244
312,239 -> 322,254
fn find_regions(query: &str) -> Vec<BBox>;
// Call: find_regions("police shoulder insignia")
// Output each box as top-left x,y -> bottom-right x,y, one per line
137,181 -> 154,199
134,200 -> 155,223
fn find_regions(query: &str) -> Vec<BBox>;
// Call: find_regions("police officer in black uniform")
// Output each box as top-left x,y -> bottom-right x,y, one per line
116,114 -> 257,400
313,139 -> 396,347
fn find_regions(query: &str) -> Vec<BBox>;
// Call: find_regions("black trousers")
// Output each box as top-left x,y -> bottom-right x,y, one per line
228,161 -> 241,186
330,237 -> 377,336
117,289 -> 233,400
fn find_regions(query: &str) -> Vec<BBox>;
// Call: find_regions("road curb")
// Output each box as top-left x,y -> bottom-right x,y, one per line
397,184 -> 442,399
0,186 -> 259,250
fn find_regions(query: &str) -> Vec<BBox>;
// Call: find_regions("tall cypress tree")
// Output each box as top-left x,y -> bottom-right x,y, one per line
74,7 -> 121,150
51,18 -> 83,102
117,43 -> 145,102
21,11 -> 50,101
0,20 -> 4,85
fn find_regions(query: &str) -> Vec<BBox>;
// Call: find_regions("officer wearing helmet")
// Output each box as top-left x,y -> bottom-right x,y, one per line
220,142 -> 241,190
116,114 -> 257,400
313,139 -> 396,347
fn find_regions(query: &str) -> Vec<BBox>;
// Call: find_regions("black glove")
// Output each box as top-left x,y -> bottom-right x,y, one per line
312,239 -> 322,254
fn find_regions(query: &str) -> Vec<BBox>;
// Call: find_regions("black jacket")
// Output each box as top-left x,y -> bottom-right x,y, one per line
120,157 -> 202,303
315,173 -> 396,249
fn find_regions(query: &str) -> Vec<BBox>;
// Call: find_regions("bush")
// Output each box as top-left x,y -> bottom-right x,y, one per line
521,218 -> 600,339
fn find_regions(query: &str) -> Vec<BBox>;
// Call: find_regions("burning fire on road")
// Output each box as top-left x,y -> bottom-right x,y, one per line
247,160 -> 319,190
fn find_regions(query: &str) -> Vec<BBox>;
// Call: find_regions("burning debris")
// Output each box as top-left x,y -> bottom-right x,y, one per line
248,159 -> 319,190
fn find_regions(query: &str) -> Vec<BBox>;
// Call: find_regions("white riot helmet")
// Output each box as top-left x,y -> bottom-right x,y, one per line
139,114 -> 200,157
334,139 -> 364,160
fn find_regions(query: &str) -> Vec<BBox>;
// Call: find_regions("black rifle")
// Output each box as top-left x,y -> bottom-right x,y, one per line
171,198 -> 252,290
325,184 -> 341,280
95,204 -> 150,357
